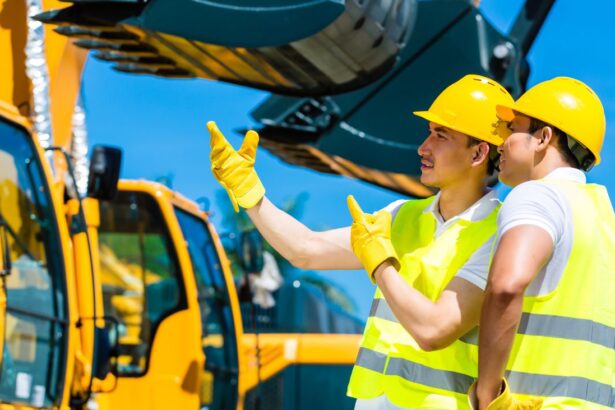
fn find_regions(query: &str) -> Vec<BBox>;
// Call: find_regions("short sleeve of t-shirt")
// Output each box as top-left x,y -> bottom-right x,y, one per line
455,237 -> 495,290
495,180 -> 573,296
381,199 -> 408,220
497,181 -> 567,245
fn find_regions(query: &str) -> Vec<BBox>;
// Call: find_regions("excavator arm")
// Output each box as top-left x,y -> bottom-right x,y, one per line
40,0 -> 555,197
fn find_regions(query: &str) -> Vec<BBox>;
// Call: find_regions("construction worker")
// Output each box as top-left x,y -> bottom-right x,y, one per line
208,74 -> 513,409
474,77 -> 614,409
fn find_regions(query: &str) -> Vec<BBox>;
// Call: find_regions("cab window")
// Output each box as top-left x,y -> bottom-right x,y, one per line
99,191 -> 185,375
0,119 -> 68,407
174,208 -> 238,409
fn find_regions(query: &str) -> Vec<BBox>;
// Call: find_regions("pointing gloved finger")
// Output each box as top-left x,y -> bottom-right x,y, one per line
208,121 -> 236,165
208,121 -> 230,151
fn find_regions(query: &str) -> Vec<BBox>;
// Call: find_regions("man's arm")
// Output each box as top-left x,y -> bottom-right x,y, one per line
375,262 -> 484,351
246,197 -> 361,270
476,225 -> 553,409
347,195 -> 485,350
208,121 -> 361,271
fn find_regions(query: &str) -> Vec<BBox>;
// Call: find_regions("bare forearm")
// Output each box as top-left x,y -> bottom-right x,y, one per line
246,196 -> 312,261
246,197 -> 359,270
375,263 -> 479,350
477,288 -> 523,409
376,264 -> 439,340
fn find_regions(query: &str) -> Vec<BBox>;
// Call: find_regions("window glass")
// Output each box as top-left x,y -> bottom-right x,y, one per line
99,191 -> 185,375
0,119 -> 67,406
174,208 -> 238,409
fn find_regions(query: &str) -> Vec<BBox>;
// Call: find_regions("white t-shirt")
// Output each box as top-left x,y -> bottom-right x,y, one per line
355,394 -> 412,410
382,189 -> 500,290
495,167 -> 583,296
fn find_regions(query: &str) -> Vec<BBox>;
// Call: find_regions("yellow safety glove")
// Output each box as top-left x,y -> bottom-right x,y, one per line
468,379 -> 543,410
347,195 -> 400,283
208,121 -> 265,212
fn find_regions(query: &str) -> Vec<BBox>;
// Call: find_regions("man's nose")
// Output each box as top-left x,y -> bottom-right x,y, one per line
417,136 -> 430,156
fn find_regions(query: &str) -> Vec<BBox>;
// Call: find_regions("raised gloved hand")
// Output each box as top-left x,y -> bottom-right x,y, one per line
347,195 -> 400,283
208,121 -> 265,212
469,379 -> 543,410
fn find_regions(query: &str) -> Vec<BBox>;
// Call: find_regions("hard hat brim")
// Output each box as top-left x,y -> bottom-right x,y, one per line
496,104 -> 515,121
413,110 -> 451,129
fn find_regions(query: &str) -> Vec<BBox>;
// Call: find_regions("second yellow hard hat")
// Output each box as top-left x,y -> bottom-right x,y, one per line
496,76 -> 606,165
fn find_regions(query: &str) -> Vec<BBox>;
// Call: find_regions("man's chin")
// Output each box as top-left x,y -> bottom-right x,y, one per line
419,174 -> 438,188
498,172 -> 518,188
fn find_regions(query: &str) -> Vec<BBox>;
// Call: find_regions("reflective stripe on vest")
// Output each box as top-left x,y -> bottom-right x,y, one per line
507,371 -> 615,408
355,347 -> 387,373
386,357 -> 475,394
517,312 -> 615,349
505,180 -> 615,408
347,196 -> 500,409
354,346 -> 478,392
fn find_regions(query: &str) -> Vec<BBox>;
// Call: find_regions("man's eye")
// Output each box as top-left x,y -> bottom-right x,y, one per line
437,133 -> 446,140
506,123 -> 514,131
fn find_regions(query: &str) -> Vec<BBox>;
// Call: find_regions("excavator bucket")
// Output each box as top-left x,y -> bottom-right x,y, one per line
38,0 -> 415,96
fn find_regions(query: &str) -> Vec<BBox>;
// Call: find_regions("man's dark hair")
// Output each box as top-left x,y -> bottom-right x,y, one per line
467,136 -> 497,176
528,118 -> 579,169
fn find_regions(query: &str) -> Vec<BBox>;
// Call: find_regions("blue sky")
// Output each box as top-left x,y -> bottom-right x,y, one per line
83,1 -> 615,319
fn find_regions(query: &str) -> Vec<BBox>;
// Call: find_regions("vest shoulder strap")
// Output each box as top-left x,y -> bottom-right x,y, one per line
391,197 -> 436,250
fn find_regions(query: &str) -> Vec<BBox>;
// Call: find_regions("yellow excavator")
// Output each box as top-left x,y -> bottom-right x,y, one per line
0,0 -> 121,407
0,1 -> 361,409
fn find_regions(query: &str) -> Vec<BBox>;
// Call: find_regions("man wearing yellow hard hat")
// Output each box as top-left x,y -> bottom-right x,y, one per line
473,77 -> 614,409
208,74 -> 522,409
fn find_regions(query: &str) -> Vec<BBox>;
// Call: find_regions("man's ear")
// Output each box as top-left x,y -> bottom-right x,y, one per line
472,142 -> 490,167
535,126 -> 554,153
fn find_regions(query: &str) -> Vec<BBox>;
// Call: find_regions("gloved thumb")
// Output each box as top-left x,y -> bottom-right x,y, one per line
239,130 -> 260,161
347,195 -> 366,223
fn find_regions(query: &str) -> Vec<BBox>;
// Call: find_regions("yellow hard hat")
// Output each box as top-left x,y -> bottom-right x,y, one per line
496,77 -> 606,166
414,74 -> 514,146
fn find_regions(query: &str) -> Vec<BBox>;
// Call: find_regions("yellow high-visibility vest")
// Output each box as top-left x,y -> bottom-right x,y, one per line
503,180 -> 615,409
347,196 -> 499,409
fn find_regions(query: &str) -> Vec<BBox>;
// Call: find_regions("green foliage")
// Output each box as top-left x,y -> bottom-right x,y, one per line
99,232 -> 174,279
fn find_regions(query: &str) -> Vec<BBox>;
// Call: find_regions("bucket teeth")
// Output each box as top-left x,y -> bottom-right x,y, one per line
54,26 -> 136,40
112,64 -> 193,78
33,7 -> 115,28
74,39 -> 156,54
34,3 -> 143,28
